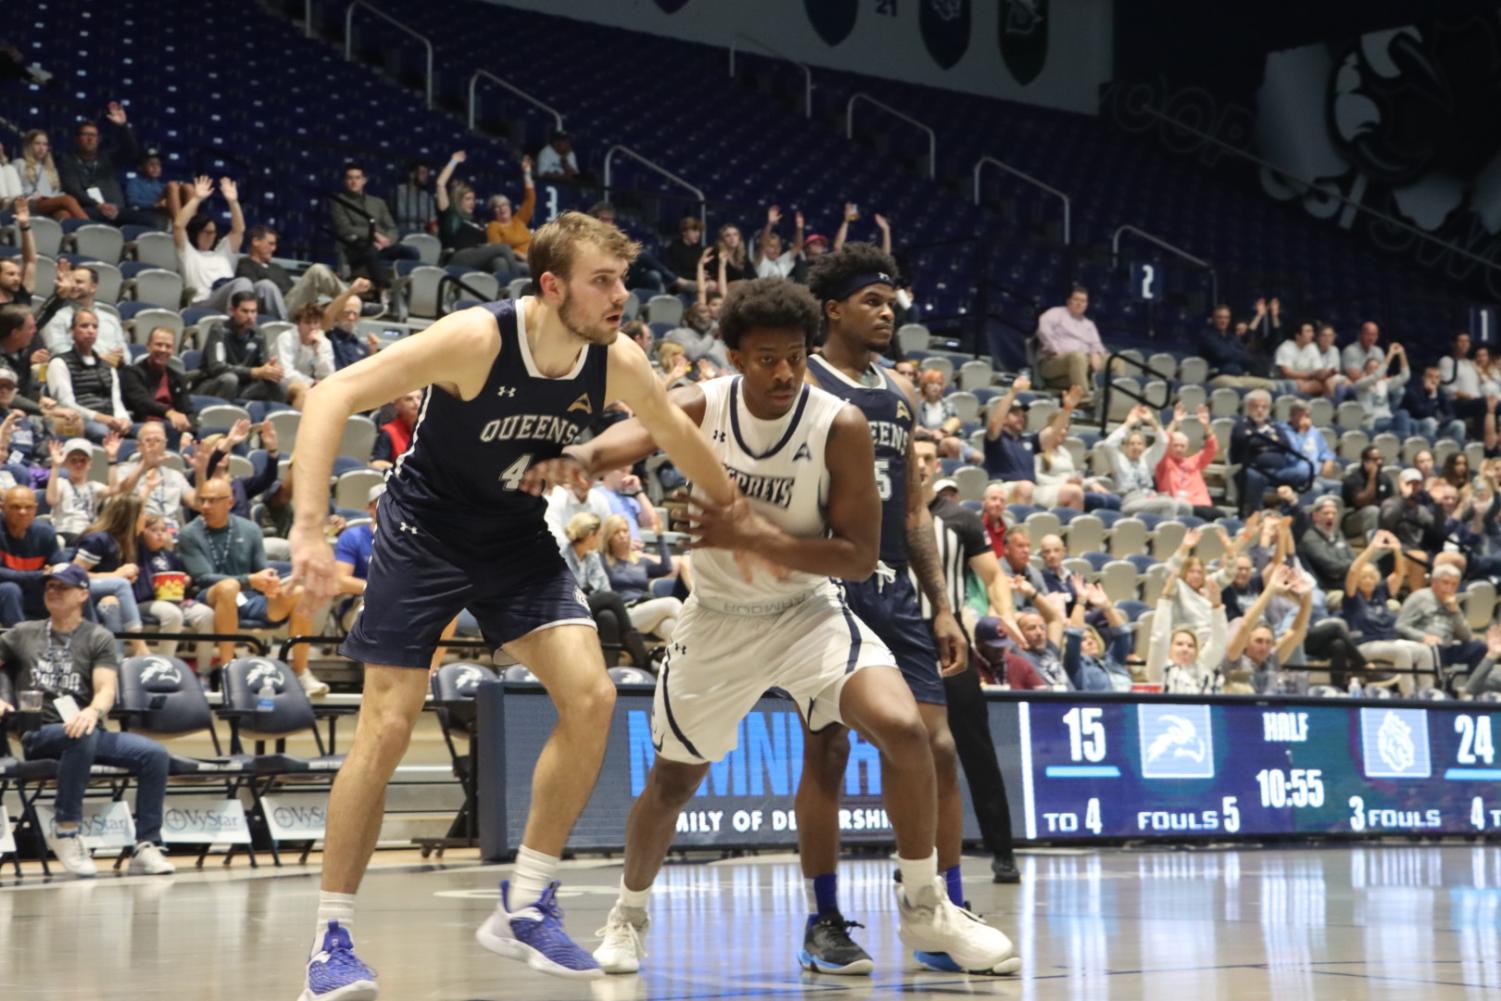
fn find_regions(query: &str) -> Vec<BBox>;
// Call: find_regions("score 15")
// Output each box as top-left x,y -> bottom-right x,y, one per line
1062,707 -> 1106,762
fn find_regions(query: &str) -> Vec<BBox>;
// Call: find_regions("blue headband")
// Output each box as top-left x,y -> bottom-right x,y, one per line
826,271 -> 895,302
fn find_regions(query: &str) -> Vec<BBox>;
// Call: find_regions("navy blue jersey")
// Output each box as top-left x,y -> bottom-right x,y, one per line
807,354 -> 911,565
384,299 -> 608,553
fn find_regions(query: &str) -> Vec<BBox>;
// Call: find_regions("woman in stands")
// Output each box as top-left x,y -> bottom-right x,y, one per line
561,512 -> 656,671
1341,530 -> 1428,695
709,222 -> 753,286
433,151 -> 529,282
1061,581 -> 1134,691
1031,385 -> 1114,511
1442,450 -> 1472,492
1101,403 -> 1188,517
15,130 -> 86,220
70,492 -> 152,657
599,514 -> 683,644
916,369 -> 982,462
135,511 -> 215,666
1146,574 -> 1228,693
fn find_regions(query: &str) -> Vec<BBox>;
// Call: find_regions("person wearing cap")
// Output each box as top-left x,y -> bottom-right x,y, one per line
980,375 -> 1037,504
1297,495 -> 1356,593
1380,467 -> 1437,560
1034,287 -> 1107,405
45,307 -> 132,442
535,130 -> 579,180
0,562 -> 174,877
119,325 -> 198,444
45,434 -> 118,543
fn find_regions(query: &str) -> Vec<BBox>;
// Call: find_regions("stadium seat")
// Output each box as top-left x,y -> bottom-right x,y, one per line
268,410 -> 301,452
958,359 -> 992,391
200,404 -> 253,433
335,468 -> 385,509
125,266 -> 185,310
645,294 -> 684,326
339,415 -> 378,461
70,224 -> 125,265
401,232 -> 441,265
1099,560 -> 1137,604
133,231 -> 179,271
1108,517 -> 1148,556
897,324 -> 930,354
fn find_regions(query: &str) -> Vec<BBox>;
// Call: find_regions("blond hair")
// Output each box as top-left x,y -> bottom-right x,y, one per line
527,211 -> 640,282
599,514 -> 633,561
565,511 -> 602,543
21,130 -> 60,191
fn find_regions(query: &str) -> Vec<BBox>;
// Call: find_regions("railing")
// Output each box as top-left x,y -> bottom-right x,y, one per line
1096,351 -> 1176,432
345,1 -> 433,109
602,146 -> 706,230
729,33 -> 813,118
1137,105 -> 1501,281
467,70 -> 565,136
973,156 -> 1071,244
1111,224 -> 1218,308
847,93 -> 936,180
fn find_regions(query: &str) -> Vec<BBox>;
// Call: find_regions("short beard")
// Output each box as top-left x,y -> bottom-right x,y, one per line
557,288 -> 617,346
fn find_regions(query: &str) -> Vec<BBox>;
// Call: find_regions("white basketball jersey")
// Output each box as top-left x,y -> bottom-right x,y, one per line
690,375 -> 847,611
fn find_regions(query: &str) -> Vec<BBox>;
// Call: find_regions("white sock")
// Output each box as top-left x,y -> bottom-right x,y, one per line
312,891 -> 356,956
618,877 -> 651,914
508,845 -> 559,912
896,851 -> 939,905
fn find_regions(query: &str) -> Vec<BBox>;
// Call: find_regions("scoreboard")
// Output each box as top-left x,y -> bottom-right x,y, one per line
1010,693 -> 1501,840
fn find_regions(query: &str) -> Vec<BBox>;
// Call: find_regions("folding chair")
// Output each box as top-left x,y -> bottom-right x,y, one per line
416,662 -> 498,858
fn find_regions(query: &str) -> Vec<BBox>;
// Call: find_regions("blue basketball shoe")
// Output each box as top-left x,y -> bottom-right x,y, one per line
298,921 -> 378,1000
475,880 -> 604,980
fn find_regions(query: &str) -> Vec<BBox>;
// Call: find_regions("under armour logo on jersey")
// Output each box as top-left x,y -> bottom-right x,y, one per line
711,429 -> 727,442
568,393 -> 592,414
496,386 -> 516,398
792,443 -> 812,462
398,521 -> 420,535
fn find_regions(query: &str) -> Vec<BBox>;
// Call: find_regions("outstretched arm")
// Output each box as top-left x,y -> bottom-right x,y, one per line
173,176 -> 212,249
986,374 -> 1030,441
220,178 -> 245,254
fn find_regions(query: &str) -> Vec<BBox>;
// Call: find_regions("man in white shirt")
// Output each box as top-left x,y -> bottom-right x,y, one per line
274,302 -> 336,410
1034,286 -> 1107,402
1273,321 -> 1333,397
1439,330 -> 1487,421
39,265 -> 126,364
113,421 -> 196,530
1314,324 -> 1348,399
535,132 -> 579,180
543,479 -> 613,554
1342,320 -> 1386,382
753,205 -> 804,279
45,309 -> 130,441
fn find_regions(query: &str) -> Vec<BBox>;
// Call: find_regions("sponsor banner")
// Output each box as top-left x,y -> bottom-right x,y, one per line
262,793 -> 330,841
161,796 -> 252,846
38,801 -> 135,850
0,805 -> 15,855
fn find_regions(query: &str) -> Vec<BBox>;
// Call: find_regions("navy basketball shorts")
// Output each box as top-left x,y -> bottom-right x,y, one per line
340,500 -> 594,669
839,570 -> 946,706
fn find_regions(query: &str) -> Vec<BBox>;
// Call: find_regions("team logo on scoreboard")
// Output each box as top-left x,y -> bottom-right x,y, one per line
1137,705 -> 1214,779
1360,708 -> 1431,779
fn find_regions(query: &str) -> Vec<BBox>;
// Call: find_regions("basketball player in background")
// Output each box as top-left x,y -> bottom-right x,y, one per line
800,242 -> 994,974
566,277 -> 1019,977
287,212 -> 739,1000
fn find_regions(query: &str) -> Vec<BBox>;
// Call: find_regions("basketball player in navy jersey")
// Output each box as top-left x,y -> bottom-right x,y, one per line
287,212 -> 739,999
562,277 -> 1019,977
799,242 -> 1006,975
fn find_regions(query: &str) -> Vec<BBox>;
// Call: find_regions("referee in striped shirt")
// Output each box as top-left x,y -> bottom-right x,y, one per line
911,434 -> 1022,883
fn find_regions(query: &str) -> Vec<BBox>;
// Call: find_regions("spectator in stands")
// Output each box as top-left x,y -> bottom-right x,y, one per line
1474,346 -> 1501,399
1314,325 -> 1348,398
371,390 -> 421,469
0,563 -> 174,878
753,206 -> 803,279
1202,304 -> 1278,391
16,129 -> 86,219
393,160 -> 437,234
1146,575 -> 1228,693
1342,445 -> 1391,539
661,216 -> 710,296
330,484 -> 382,627
653,341 -> 691,388
1153,402 -> 1219,519
600,514 -> 681,645
664,302 -> 729,372
46,435 -> 114,543
39,265 -> 127,362
536,131 -> 580,180
1297,496 -> 1355,594
916,370 -> 980,462
1033,386 -> 1115,511
708,223 -> 754,286
1162,528 -> 1234,639
1034,286 -> 1106,404
1223,566 -> 1314,694
1273,321 -> 1334,397
273,302 -> 335,410
0,304 -> 48,414
1343,531 -> 1430,693
329,162 -> 417,291
1280,401 -> 1341,492
1442,451 -> 1472,492
1003,597 -> 1069,690
198,292 -> 284,404
71,493 -> 153,657
134,511 -> 214,665
1247,297 -> 1283,357
433,152 -> 529,281
561,512 -> 653,669
1035,535 -> 1077,612
177,477 -> 323,695
46,309 -> 131,442
1461,627 -> 1501,697
0,375 -> 51,476
1380,468 -> 1436,565
545,476 -> 614,553
1397,563 -> 1485,679
114,421 -> 197,531
981,375 -> 1036,503
832,202 -> 892,256
1103,404 -> 1184,517
0,486 -> 58,625
1061,582 -> 1135,692
1000,530 -> 1047,605
120,327 -> 196,443
597,467 -> 664,543
1440,330 -> 1488,423
173,175 -> 252,310
1231,390 -> 1306,515
484,157 -> 537,263
57,105 -> 150,226
980,482 -> 1006,556
1413,449 -> 1437,481
0,198 -> 38,306
1402,365 -> 1467,442
1354,343 -> 1411,437
1342,321 -> 1386,382
195,420 -> 281,529
322,281 -> 381,371
235,224 -> 344,321
122,150 -> 190,224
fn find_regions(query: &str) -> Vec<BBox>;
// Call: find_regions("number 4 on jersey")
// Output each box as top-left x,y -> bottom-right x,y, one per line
500,452 -> 534,491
